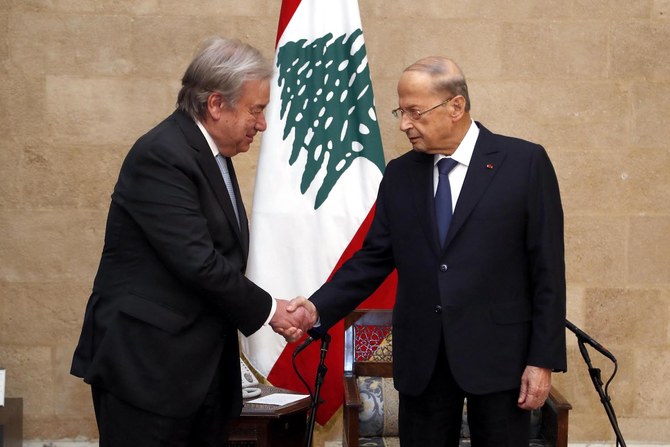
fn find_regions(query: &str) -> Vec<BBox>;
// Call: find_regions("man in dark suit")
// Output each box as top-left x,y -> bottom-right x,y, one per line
293,57 -> 567,446
71,36 -> 310,447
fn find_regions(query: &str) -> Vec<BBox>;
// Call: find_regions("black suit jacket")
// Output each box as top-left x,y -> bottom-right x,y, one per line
311,122 -> 567,396
71,110 -> 272,418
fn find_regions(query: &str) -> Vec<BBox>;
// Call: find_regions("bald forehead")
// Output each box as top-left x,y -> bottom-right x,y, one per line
405,57 -> 462,78
398,70 -> 431,91
400,57 -> 462,94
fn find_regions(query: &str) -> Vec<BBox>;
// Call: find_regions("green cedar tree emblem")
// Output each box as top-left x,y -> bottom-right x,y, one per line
276,29 -> 384,209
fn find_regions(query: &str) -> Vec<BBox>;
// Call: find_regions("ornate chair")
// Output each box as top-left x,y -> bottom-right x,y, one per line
342,309 -> 571,447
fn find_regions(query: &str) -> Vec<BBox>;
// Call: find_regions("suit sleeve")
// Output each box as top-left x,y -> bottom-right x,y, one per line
525,146 -> 567,372
310,164 -> 397,330
113,137 -> 271,336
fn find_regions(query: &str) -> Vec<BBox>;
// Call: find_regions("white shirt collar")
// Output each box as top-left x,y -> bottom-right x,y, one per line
434,120 -> 479,166
195,120 -> 221,158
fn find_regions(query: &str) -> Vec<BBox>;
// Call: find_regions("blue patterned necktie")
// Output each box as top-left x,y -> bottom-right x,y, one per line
215,154 -> 240,228
435,157 -> 459,246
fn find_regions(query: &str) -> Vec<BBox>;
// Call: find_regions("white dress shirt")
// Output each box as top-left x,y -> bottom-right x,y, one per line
433,120 -> 480,211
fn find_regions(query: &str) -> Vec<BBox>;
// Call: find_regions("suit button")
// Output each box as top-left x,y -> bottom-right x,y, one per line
440,264 -> 448,272
435,305 -> 442,314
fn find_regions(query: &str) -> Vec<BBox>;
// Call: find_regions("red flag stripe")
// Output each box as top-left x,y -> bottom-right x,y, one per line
276,0 -> 302,47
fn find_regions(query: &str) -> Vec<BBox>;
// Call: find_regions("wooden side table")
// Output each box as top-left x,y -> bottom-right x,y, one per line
224,385 -> 310,447
0,398 -> 23,447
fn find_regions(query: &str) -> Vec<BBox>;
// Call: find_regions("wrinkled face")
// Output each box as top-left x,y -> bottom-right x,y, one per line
210,79 -> 271,157
396,71 -> 457,155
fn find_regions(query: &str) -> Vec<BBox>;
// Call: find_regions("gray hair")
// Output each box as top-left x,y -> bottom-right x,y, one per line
404,57 -> 471,112
177,36 -> 274,121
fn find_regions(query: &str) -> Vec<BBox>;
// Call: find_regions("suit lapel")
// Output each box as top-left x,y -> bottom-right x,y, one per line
444,123 -> 506,249
225,157 -> 250,255
407,152 -> 443,256
174,111 -> 248,252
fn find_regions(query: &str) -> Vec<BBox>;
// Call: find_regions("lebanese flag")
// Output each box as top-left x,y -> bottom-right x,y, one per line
241,0 -> 396,424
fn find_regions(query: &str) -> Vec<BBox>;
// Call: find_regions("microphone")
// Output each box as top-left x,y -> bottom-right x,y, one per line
293,328 -> 327,357
566,319 -> 617,363
293,336 -> 316,357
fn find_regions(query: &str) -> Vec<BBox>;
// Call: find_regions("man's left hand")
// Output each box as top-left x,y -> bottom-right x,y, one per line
517,365 -> 552,410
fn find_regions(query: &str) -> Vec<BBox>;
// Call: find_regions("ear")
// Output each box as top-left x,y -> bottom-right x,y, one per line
450,95 -> 466,120
206,92 -> 225,120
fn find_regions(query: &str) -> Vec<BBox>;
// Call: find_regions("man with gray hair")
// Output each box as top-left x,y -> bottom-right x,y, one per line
71,36 -> 311,446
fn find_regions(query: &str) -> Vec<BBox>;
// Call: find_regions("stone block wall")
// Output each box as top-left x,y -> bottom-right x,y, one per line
0,0 -> 668,444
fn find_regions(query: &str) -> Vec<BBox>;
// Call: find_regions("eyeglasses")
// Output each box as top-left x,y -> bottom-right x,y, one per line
391,97 -> 454,120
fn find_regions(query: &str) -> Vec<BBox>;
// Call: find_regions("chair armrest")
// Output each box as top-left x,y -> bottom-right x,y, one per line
541,385 -> 572,447
344,374 -> 362,408
547,386 -> 572,412
343,374 -> 361,447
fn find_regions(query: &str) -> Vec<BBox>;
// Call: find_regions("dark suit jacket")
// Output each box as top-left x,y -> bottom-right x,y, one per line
311,122 -> 567,397
71,110 -> 272,418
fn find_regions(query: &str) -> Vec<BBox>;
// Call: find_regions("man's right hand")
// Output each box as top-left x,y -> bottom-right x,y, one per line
269,297 -> 318,342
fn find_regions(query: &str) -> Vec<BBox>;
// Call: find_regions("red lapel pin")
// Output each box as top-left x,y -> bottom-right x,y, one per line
486,163 -> 494,169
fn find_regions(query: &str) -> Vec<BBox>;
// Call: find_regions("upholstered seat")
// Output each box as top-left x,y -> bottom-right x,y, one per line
343,309 -> 571,447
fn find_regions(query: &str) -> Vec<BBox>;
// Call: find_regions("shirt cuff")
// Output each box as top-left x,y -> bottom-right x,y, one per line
263,297 -> 278,326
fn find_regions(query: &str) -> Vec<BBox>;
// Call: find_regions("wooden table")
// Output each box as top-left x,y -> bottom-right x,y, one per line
224,385 -> 310,447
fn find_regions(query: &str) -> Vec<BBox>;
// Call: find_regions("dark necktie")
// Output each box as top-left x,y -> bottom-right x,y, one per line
435,158 -> 459,246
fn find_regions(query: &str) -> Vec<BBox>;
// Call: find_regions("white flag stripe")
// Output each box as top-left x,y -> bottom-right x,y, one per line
248,159 -> 382,294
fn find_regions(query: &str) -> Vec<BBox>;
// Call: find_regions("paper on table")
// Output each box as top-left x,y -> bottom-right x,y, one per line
247,393 -> 308,406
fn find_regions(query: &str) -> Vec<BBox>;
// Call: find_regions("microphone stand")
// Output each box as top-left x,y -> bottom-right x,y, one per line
566,320 -> 627,447
304,333 -> 331,447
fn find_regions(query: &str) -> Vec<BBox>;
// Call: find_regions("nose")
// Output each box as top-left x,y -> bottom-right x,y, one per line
399,113 -> 412,132
256,112 -> 268,132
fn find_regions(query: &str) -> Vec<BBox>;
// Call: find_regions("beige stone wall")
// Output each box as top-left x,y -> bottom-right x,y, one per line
0,0 -> 668,444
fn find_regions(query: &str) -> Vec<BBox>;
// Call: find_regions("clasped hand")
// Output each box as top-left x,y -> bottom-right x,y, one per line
269,297 -> 318,342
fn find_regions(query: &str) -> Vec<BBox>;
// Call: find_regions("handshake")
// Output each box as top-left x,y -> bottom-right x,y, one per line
268,297 -> 319,343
